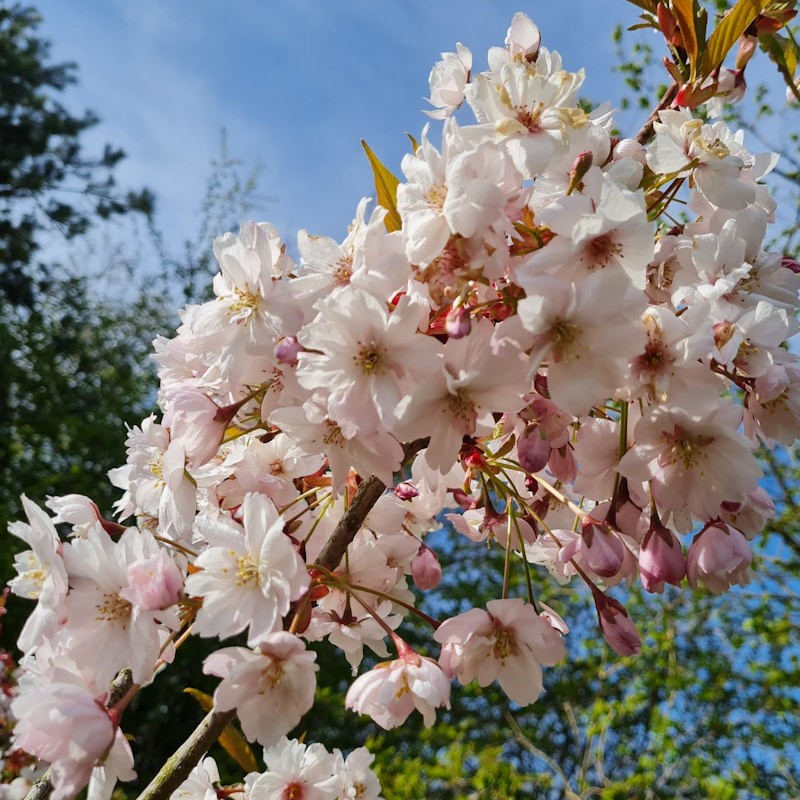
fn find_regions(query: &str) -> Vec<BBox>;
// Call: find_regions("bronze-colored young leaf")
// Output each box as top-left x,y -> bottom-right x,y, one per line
703,0 -> 769,76
671,0 -> 702,77
361,139 -> 402,233
184,688 -> 259,773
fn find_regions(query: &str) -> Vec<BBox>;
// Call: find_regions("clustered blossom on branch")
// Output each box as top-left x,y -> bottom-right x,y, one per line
4,10 -> 800,800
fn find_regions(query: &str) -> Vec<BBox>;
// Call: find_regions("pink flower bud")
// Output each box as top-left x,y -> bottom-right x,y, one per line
274,336 -> 304,364
567,150 -> 593,194
686,522 -> 752,594
120,550 -> 183,611
735,34 -> 757,70
517,423 -> 550,473
445,304 -> 471,339
595,594 -> 641,656
782,255 -> 800,273
394,481 -> 419,501
581,521 -> 625,578
639,521 -> 686,593
411,543 -> 442,590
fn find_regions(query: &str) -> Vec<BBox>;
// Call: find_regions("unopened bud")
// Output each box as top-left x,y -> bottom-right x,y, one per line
735,34 -> 757,70
445,304 -> 471,339
394,481 -> 419,501
581,521 -> 625,578
411,543 -> 442,590
517,423 -> 550,473
274,336 -> 304,365
595,593 -> 641,656
781,255 -> 800,273
639,520 -> 686,593
567,150 -> 593,194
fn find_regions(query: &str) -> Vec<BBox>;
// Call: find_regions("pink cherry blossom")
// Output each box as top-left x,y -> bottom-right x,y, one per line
346,649 -> 451,729
434,598 -> 567,705
204,633 -> 318,747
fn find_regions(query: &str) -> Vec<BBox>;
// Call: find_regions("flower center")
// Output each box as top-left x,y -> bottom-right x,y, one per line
333,255 -> 353,287
586,234 -> 622,268
515,102 -> 543,133
323,420 -> 345,447
492,628 -> 518,663
549,319 -> 580,361
259,661 -> 285,693
354,340 -> 386,374
236,555 -> 259,586
96,592 -> 133,623
227,288 -> 259,315
425,184 -> 448,209
660,424 -> 713,470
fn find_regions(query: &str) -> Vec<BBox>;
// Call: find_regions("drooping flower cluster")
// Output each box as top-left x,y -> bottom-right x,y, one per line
5,11 -> 799,800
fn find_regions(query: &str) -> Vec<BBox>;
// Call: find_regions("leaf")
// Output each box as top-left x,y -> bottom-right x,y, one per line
671,0 -> 701,78
184,688 -> 259,773
702,0 -> 769,76
406,132 -> 419,154
361,140 -> 402,233
760,31 -> 800,100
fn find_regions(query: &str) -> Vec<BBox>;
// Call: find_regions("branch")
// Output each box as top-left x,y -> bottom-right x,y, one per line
636,81 -> 678,145
136,707 -> 237,800
136,436 -> 429,800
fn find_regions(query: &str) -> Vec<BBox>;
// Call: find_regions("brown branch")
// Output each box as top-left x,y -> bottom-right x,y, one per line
136,436 -> 430,800
636,81 -> 679,146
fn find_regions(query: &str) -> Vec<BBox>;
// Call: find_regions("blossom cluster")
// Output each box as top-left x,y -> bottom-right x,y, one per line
4,11 -> 800,800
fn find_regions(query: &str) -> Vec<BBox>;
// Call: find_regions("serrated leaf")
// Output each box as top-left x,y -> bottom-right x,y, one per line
361,140 -> 402,233
184,688 -> 259,773
703,0 -> 768,76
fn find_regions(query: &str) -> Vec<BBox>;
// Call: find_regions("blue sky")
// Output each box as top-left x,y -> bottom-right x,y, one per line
33,1 -> 648,257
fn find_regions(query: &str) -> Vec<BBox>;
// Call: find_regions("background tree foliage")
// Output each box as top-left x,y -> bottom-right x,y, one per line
1,2 -> 799,799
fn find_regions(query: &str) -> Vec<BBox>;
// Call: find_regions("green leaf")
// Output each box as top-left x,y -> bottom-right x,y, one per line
361,140 -> 402,233
760,31 -> 800,101
184,688 -> 259,773
702,0 -> 769,76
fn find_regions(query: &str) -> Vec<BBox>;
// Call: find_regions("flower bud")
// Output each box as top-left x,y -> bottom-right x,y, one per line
411,543 -> 442,590
595,594 -> 641,656
274,336 -> 304,365
394,481 -> 419,501
567,150 -> 593,194
782,255 -> 800,273
517,423 -> 550,473
735,34 -> 757,70
581,521 -> 625,578
639,520 -> 686,593
445,304 -> 471,339
120,550 -> 183,611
